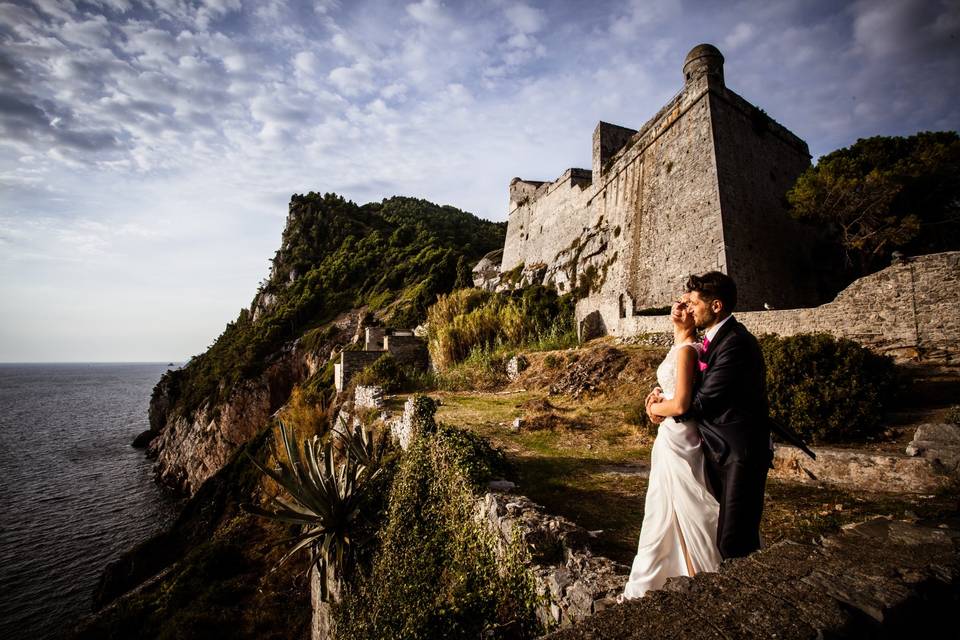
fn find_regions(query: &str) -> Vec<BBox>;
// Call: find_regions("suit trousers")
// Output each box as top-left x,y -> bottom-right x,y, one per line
703,455 -> 770,559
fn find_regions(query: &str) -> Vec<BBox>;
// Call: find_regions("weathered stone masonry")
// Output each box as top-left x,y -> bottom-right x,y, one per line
333,327 -> 428,392
479,44 -> 819,338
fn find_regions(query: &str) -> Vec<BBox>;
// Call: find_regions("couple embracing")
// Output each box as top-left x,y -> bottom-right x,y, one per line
619,271 -> 776,601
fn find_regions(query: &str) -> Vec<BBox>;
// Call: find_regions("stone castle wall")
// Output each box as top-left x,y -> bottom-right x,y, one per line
709,89 -> 819,310
617,251 -> 960,364
495,45 -> 817,340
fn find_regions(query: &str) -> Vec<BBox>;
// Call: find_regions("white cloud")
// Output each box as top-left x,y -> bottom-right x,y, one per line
406,0 -> 450,28
294,50 -> 317,75
504,3 -> 545,34
328,60 -> 375,96
724,22 -> 754,50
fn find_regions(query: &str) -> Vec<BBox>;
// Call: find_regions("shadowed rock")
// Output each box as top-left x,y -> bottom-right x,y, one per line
540,515 -> 960,639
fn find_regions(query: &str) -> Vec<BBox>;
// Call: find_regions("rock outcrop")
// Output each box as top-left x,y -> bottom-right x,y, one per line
771,442 -> 958,494
148,344 -> 309,495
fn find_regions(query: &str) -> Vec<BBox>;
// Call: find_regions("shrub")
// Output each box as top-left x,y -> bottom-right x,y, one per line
432,346 -> 510,392
759,333 -> 899,444
332,415 -> 539,639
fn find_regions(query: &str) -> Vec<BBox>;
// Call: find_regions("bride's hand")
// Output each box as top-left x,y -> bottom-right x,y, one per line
645,388 -> 665,424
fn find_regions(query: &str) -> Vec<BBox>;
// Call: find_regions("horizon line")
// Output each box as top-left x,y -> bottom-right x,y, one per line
0,361 -> 186,365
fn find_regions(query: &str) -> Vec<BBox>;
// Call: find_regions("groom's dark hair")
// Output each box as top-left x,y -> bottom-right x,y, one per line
685,271 -> 737,312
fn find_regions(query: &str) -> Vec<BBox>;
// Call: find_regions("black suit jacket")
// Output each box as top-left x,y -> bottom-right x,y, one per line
679,317 -> 772,467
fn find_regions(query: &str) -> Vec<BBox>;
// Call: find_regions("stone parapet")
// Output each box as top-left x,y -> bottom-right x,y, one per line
613,252 -> 960,364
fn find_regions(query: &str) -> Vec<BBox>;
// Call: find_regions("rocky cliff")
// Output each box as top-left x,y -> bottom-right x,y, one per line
148,344 -> 309,495
142,193 -> 505,495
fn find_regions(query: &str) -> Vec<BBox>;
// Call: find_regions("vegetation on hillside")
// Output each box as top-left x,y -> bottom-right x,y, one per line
333,397 -> 542,639
787,131 -> 960,289
162,194 -> 505,421
427,285 -> 577,371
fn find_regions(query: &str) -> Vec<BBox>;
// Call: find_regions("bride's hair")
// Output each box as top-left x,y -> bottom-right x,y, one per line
685,271 -> 738,312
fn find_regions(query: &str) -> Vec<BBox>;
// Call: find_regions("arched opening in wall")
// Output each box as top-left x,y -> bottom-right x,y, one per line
619,294 -> 626,318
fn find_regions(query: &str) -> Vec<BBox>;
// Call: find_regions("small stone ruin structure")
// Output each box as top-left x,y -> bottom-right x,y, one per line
333,327 -> 428,392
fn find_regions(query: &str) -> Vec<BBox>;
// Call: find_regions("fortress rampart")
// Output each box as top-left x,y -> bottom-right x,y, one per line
483,44 -> 821,338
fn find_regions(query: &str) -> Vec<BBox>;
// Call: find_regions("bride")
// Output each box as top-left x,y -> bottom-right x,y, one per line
618,294 -> 722,602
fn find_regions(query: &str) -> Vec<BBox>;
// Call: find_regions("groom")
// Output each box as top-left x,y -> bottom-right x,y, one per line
646,271 -> 773,560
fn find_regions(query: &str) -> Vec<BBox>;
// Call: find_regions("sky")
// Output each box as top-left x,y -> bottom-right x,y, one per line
0,0 -> 958,362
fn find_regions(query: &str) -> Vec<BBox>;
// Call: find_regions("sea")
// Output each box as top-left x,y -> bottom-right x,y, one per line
0,363 -> 180,640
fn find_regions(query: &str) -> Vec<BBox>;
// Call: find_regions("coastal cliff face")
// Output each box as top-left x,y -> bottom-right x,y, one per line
148,346 -> 307,495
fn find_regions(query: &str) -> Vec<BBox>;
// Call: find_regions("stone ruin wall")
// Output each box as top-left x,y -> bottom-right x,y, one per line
618,251 -> 960,365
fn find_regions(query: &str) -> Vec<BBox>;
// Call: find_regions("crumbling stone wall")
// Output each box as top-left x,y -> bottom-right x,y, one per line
334,331 -> 429,392
382,334 -> 428,369
334,351 -> 383,392
477,492 -> 628,631
619,251 -> 960,364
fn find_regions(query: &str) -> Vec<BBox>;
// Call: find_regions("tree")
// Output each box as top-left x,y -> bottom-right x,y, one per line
787,131 -> 960,276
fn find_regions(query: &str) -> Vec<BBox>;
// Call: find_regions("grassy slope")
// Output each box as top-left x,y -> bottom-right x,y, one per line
425,342 -> 959,565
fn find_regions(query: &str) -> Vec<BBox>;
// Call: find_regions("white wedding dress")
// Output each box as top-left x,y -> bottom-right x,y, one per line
621,342 -> 722,599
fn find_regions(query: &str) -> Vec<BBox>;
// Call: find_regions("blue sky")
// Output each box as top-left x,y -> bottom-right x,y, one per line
1,0 -> 958,362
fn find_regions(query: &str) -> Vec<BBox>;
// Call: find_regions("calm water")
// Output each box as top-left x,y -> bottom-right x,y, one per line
0,363 -> 179,640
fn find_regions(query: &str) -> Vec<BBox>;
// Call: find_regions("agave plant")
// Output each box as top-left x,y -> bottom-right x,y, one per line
338,411 -> 392,474
242,416 -> 388,601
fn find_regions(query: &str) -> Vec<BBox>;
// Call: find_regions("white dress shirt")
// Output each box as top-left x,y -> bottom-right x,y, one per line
704,313 -> 734,343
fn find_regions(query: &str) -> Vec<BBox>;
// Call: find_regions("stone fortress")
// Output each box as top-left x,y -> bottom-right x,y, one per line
473,44 -> 959,364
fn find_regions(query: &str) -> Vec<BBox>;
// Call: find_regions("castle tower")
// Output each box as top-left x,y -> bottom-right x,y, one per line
682,43 -> 724,86
496,44 -> 818,339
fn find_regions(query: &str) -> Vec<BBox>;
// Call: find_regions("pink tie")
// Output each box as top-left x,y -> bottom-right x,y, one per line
699,336 -> 710,372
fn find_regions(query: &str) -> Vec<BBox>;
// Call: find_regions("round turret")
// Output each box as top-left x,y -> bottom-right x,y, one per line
683,43 -> 724,85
